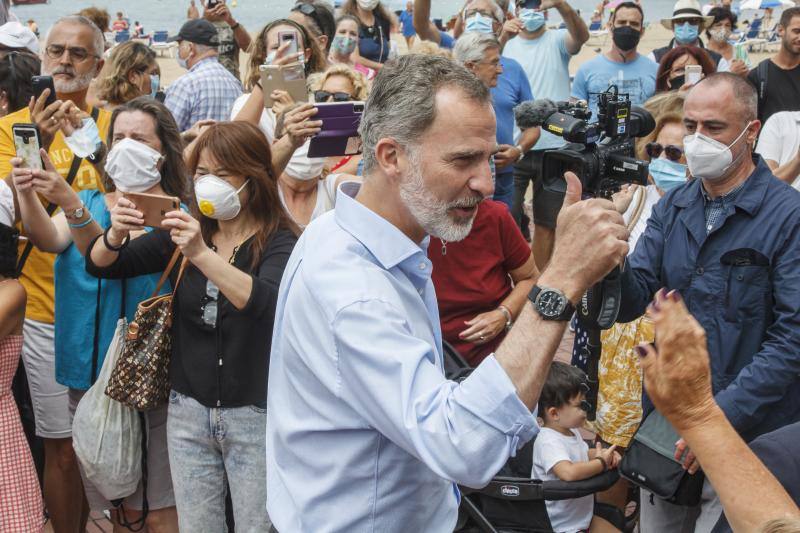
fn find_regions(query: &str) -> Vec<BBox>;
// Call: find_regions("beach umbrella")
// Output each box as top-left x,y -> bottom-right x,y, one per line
740,0 -> 794,10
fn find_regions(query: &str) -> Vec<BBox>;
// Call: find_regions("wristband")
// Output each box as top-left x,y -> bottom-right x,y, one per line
231,22 -> 241,30
68,214 -> 94,229
596,456 -> 608,472
103,227 -> 130,252
497,305 -> 513,331
515,145 -> 525,162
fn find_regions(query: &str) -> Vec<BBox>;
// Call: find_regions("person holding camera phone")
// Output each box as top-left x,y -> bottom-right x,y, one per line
202,0 -> 251,80
10,97 -> 186,532
0,15 -> 110,533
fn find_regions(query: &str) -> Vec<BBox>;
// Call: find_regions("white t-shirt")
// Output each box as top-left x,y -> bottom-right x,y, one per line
623,185 -> 661,251
756,111 -> 800,189
0,180 -> 14,227
532,427 -> 594,533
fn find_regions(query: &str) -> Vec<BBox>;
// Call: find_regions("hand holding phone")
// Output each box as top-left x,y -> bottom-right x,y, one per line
12,124 -> 43,170
278,30 -> 299,57
32,75 -> 57,109
121,192 -> 180,228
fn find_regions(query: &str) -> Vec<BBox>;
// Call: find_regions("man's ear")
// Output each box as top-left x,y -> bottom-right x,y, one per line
373,137 -> 404,182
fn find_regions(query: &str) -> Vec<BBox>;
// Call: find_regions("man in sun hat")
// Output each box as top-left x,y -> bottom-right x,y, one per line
0,20 -> 39,54
648,0 -> 729,71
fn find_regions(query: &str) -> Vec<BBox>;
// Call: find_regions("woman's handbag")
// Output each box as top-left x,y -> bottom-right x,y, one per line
105,248 -> 186,410
619,410 -> 705,506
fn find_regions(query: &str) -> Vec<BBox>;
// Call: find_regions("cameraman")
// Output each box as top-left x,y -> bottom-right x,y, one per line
617,72 -> 800,531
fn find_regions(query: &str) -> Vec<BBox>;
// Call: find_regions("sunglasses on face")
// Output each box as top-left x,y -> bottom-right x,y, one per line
314,90 -> 352,102
646,142 -> 684,162
45,44 -> 96,62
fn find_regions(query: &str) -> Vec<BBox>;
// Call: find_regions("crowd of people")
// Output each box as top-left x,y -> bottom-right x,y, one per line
0,0 -> 799,531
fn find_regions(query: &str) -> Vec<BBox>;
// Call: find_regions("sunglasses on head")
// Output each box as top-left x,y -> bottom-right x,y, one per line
314,90 -> 352,102
646,142 -> 684,162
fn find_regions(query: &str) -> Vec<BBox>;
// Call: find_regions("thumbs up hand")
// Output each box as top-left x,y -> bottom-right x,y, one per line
537,172 -> 629,303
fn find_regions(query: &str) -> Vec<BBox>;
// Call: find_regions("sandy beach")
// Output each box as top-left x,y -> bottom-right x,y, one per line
151,24 -> 775,87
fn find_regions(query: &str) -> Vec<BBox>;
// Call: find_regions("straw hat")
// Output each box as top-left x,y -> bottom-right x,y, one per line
660,0 -> 715,31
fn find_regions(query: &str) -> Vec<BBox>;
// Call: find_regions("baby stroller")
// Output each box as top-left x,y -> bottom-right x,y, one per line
443,342 -> 628,533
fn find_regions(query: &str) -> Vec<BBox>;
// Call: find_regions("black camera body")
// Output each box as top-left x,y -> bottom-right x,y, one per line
538,86 -> 655,226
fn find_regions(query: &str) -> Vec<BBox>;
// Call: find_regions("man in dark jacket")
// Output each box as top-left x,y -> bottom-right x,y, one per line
619,72 -> 800,532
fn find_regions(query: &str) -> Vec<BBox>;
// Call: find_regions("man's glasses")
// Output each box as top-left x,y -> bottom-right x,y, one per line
314,90 -> 352,102
45,44 -> 98,62
201,279 -> 219,328
646,142 -> 684,162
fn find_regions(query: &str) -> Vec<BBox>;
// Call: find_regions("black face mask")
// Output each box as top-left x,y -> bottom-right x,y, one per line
669,74 -> 686,90
612,26 -> 641,52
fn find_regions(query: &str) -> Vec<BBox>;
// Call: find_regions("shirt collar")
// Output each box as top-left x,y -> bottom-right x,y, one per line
335,183 -> 430,271
672,156 -> 772,216
189,56 -> 216,72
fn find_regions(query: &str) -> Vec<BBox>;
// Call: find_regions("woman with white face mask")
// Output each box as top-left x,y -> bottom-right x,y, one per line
87,122 -> 298,532
10,96 -> 185,531
705,7 -> 749,76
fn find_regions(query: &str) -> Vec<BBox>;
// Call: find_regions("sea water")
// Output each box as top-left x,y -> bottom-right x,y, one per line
12,0 -> 681,36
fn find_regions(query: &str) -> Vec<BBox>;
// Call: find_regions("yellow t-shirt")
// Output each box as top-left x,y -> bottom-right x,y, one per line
0,106 -> 111,324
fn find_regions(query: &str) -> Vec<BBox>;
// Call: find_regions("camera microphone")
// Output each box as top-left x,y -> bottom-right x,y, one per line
514,99 -> 560,130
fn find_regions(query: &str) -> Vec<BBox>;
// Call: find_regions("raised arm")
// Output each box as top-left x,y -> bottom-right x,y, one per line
546,0 -> 589,54
639,290 -> 800,532
413,0 -> 443,44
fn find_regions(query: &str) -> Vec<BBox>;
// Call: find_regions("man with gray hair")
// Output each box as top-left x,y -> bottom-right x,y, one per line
266,54 -> 629,532
616,72 -> 800,532
0,14 -> 109,533
164,18 -> 242,132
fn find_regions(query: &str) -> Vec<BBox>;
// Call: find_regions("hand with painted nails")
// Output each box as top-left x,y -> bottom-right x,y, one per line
637,288 -> 717,433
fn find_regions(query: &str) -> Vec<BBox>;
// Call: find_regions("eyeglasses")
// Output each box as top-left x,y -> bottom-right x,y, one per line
201,279 -> 219,328
314,90 -> 352,102
677,18 -> 704,26
646,142 -> 684,162
45,44 -> 98,62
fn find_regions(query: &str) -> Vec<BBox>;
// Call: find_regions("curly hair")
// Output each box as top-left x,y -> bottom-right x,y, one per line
93,42 -> 157,106
308,64 -> 370,101
655,45 -> 717,93
77,6 -> 111,33
244,18 -> 327,92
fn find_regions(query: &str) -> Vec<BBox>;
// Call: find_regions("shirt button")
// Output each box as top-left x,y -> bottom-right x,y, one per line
696,267 -> 705,275
419,263 -> 426,270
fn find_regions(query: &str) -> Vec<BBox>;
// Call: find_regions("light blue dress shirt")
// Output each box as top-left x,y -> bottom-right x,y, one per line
266,184 -> 538,532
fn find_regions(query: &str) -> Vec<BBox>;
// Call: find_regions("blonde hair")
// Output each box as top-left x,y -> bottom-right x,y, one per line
635,92 -> 686,160
93,41 -> 156,105
308,64 -> 369,101
409,39 -> 452,58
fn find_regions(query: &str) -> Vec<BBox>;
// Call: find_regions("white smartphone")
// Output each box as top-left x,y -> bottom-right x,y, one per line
12,123 -> 43,170
278,30 -> 299,56
685,64 -> 703,86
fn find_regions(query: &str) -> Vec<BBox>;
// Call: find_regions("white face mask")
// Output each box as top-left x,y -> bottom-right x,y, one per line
194,174 -> 249,220
683,122 -> 752,181
64,117 -> 103,158
284,155 -> 326,181
105,138 -> 163,192
357,0 -> 380,10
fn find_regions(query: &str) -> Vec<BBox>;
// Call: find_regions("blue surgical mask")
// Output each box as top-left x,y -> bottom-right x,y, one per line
519,9 -> 546,32
465,13 -> 495,34
149,74 -> 160,98
674,21 -> 699,44
649,157 -> 687,191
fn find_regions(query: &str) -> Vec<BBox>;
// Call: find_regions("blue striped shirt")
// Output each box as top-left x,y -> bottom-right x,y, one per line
164,57 -> 242,132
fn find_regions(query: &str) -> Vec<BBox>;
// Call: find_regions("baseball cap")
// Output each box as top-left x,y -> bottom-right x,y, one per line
168,19 -> 219,46
0,21 -> 39,54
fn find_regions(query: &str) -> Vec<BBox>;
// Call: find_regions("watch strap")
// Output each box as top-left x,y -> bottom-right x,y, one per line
528,285 -> 575,321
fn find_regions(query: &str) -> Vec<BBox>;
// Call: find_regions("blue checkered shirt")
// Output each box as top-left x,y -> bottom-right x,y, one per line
702,180 -> 747,234
164,57 -> 242,132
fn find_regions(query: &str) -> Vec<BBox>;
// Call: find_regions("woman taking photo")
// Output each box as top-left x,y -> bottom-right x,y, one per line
91,41 -> 161,110
655,45 -> 716,93
10,96 -> 185,532
340,0 -> 396,70
86,122 -> 298,532
705,7 -> 749,76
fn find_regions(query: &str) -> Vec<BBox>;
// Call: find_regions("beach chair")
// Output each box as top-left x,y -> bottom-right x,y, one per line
114,30 -> 130,44
150,31 -> 177,57
588,20 -> 608,38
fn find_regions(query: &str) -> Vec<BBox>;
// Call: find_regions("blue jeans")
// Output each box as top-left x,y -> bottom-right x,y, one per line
493,171 -> 514,210
167,390 -> 270,532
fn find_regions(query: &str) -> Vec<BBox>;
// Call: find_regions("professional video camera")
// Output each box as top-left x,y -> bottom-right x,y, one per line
514,86 -> 655,224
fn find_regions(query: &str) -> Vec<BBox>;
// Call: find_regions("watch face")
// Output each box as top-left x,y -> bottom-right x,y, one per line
537,289 -> 567,319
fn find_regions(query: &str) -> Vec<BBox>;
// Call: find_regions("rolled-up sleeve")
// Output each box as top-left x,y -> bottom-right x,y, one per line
715,222 -> 800,433
332,298 -> 537,489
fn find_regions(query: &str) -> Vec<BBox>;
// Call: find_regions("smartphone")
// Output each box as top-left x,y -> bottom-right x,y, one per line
31,75 -> 57,108
685,65 -> 703,86
278,30 -> 299,56
12,123 -> 43,170
206,0 -> 220,8
307,101 -> 365,158
259,63 -> 308,107
121,192 -> 180,228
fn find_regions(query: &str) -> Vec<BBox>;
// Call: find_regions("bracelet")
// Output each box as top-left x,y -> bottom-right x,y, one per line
515,144 -> 526,162
68,213 -> 93,229
497,305 -> 513,331
103,227 -> 130,252
231,22 -> 240,30
596,456 -> 608,472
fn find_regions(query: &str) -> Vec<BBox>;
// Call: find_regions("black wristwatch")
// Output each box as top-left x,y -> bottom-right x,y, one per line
529,285 -> 575,321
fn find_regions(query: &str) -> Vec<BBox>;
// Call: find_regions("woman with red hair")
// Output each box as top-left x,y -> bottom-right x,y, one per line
655,45 -> 717,93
